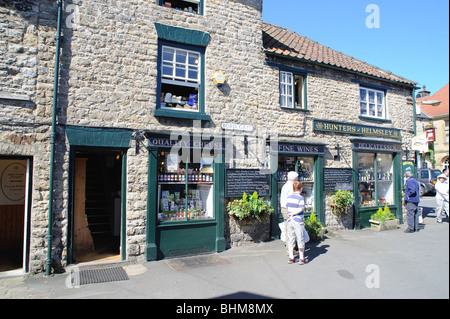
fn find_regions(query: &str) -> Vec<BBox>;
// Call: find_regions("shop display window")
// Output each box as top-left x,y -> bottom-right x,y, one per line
157,151 -> 214,222
357,153 -> 394,207
277,156 -> 315,212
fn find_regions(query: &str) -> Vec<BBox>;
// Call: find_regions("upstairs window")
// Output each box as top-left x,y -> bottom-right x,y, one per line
160,45 -> 201,113
360,87 -> 386,119
159,0 -> 203,15
280,71 -> 307,110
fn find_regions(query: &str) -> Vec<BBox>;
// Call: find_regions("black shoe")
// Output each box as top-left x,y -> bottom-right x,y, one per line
404,229 -> 414,233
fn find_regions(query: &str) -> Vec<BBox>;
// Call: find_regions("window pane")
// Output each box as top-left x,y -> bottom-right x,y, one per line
188,52 -> 199,66
369,91 -> 375,103
360,89 -> 367,101
358,153 -> 376,207
175,65 -> 186,78
377,104 -> 383,118
162,47 -> 174,62
377,92 -> 383,104
369,103 -> 375,116
377,154 -> 394,206
176,50 -> 187,64
162,63 -> 173,77
188,68 -> 198,81
360,102 -> 367,115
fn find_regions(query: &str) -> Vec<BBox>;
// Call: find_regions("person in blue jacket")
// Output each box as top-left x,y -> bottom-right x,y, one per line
404,171 -> 420,233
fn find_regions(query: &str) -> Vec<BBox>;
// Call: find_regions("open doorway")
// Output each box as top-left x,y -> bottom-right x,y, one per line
0,159 -> 30,272
72,150 -> 123,263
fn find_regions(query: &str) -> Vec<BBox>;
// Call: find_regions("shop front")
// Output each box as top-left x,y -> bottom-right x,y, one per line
351,138 -> 403,228
270,141 -> 325,233
145,133 -> 226,260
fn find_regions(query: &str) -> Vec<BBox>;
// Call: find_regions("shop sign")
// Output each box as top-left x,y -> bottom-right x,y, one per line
147,136 -> 226,150
353,142 -> 402,152
271,143 -> 325,155
313,119 -> 401,139
411,133 -> 429,153
221,122 -> 254,132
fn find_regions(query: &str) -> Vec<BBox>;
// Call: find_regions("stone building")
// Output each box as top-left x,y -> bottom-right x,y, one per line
0,0 -> 417,275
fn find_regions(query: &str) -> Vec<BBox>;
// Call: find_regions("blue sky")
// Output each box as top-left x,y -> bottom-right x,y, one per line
262,0 -> 449,94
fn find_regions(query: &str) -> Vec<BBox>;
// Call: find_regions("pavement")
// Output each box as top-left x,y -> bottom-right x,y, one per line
0,196 -> 448,300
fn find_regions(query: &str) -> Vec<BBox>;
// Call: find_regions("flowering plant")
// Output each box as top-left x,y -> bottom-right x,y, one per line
227,191 -> 274,221
330,190 -> 354,217
304,211 -> 326,241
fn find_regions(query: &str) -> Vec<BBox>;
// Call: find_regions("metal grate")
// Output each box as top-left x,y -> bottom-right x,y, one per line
73,266 -> 129,286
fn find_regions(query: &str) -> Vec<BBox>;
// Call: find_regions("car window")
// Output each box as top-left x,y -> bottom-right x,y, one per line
420,170 -> 429,178
431,170 -> 442,179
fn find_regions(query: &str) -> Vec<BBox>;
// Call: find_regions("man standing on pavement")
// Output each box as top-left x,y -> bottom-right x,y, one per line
280,171 -> 298,253
404,171 -> 420,233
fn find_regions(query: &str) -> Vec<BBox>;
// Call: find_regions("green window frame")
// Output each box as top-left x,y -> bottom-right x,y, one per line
154,24 -> 210,120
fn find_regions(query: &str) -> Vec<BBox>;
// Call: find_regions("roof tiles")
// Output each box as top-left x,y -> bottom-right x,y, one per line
262,22 -> 416,86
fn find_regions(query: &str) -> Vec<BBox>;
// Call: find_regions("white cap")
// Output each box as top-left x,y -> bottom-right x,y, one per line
287,171 -> 299,181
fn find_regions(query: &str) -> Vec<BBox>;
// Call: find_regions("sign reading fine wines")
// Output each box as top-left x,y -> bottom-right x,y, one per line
313,119 -> 401,139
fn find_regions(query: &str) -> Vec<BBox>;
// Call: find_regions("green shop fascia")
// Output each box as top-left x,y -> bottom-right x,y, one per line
145,132 -> 226,261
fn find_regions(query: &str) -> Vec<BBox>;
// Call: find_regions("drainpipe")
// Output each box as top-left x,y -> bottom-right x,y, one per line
46,0 -> 63,276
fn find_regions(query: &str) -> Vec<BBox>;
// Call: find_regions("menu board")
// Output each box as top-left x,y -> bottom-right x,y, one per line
324,168 -> 353,191
226,169 -> 271,197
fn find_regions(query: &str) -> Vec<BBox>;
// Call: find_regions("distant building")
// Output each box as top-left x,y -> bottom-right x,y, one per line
416,84 -> 449,171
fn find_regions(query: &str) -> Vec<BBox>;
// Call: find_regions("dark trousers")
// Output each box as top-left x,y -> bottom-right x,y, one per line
406,201 -> 419,231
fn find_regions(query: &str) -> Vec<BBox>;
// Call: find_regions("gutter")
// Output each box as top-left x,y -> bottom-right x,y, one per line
46,0 -> 63,276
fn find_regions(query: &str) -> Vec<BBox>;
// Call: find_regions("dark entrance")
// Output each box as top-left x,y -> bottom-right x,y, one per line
0,158 -> 31,272
72,150 -> 123,263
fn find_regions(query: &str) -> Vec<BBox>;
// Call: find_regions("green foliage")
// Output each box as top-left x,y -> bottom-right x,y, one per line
371,206 -> 396,223
227,191 -> 274,221
304,211 -> 326,241
330,190 -> 354,217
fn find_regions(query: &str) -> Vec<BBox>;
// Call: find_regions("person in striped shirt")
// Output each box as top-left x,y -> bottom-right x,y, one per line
286,181 -> 307,265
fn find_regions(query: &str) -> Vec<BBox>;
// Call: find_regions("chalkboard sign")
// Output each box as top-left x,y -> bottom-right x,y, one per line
324,168 -> 353,191
226,169 -> 271,197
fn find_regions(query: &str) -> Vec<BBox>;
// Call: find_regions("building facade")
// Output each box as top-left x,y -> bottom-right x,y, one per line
416,84 -> 449,171
0,0 -> 417,274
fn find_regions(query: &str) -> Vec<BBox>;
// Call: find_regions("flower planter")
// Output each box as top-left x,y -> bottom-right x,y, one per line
369,219 -> 399,232
228,215 -> 270,247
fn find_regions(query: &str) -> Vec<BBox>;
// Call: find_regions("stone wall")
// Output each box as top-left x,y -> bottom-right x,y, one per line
0,0 -> 63,273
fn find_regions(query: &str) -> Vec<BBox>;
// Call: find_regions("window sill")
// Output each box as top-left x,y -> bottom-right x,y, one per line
280,106 -> 309,112
157,219 -> 216,228
154,108 -> 211,121
359,115 -> 392,123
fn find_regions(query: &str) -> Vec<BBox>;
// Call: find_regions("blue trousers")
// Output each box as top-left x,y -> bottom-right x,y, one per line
406,201 -> 419,231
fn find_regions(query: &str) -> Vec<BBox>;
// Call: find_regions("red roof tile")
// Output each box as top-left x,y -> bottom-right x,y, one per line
417,83 -> 449,117
262,22 -> 416,86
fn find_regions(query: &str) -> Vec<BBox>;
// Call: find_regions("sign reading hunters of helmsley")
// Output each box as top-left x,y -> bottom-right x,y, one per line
313,119 -> 401,139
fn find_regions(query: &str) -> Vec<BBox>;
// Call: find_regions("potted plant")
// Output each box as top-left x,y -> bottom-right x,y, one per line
227,191 -> 274,247
369,206 -> 398,231
304,211 -> 327,241
227,191 -> 274,221
330,190 -> 354,218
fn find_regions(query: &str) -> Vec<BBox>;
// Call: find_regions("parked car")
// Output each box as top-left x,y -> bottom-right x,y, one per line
417,169 -> 442,196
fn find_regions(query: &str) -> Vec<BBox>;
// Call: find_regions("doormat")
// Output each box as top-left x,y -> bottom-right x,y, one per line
72,266 -> 129,286
165,253 -> 232,272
